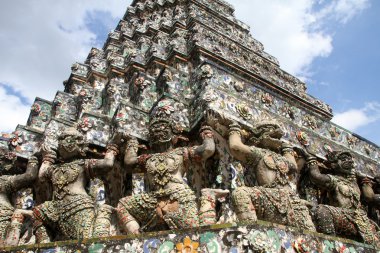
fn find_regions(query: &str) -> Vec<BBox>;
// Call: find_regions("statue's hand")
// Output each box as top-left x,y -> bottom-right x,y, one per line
205,110 -> 231,137
125,136 -> 140,153
206,110 -> 219,128
293,146 -> 308,158
40,144 -> 57,164
109,130 -> 129,147
258,134 -> 283,151
206,110 -> 233,128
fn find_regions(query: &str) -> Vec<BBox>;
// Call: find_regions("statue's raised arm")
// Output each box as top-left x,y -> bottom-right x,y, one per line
361,176 -> 380,207
228,122 -> 252,163
123,137 -> 139,168
85,131 -> 122,176
307,156 -> 332,190
8,155 -> 39,192
190,126 -> 215,161
0,151 -> 38,246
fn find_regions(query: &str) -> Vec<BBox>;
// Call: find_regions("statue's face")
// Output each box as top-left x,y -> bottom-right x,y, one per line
336,153 -> 355,175
58,134 -> 83,157
0,151 -> 16,173
259,124 -> 284,139
107,83 -> 117,95
149,121 -> 173,145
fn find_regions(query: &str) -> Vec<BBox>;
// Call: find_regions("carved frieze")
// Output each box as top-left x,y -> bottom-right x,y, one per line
27,98 -> 52,132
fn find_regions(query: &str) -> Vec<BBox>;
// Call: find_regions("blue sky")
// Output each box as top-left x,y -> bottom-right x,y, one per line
0,0 -> 379,145
307,0 -> 380,145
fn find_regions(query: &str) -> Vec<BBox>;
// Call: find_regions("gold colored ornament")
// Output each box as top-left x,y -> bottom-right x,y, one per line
176,237 -> 199,253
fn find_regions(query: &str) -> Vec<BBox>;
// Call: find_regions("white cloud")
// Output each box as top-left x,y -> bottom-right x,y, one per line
0,87 -> 30,132
316,0 -> 370,24
332,102 -> 380,131
229,0 -> 331,75
229,0 -> 369,76
0,0 -> 131,132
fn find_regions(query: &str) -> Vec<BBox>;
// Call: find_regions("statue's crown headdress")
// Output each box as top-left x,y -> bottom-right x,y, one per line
58,127 -> 83,140
326,150 -> 352,163
149,116 -> 171,127
251,120 -> 281,137
254,120 -> 280,129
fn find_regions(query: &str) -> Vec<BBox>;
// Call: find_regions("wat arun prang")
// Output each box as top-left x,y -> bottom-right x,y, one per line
1,0 -> 380,252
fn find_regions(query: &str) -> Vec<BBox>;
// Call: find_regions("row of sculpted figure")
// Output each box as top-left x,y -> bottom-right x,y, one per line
1,114 -> 380,247
226,120 -> 380,247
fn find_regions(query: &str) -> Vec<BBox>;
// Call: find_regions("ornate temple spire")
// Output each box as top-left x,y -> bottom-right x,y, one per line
0,1 -> 379,250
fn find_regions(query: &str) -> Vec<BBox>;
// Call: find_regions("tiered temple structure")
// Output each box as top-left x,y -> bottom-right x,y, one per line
1,0 -> 380,252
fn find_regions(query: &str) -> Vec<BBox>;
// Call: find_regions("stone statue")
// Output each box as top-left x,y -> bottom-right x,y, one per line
228,121 -> 316,231
0,148 -> 38,246
116,117 -> 228,234
33,128 -> 119,242
307,151 -> 380,246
